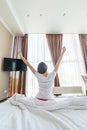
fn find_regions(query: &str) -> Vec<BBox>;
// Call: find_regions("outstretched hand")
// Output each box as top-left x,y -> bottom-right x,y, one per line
18,51 -> 23,58
61,46 -> 66,54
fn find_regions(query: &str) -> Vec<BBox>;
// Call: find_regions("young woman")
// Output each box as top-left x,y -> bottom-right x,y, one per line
18,46 -> 66,101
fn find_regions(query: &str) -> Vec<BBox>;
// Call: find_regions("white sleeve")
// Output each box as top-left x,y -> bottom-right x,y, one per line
34,72 -> 39,78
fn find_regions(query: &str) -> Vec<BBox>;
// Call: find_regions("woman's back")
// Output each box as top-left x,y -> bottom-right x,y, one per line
35,71 -> 56,99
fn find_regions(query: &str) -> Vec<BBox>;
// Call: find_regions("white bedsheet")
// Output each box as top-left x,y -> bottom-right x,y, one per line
0,94 -> 87,130
10,93 -> 87,111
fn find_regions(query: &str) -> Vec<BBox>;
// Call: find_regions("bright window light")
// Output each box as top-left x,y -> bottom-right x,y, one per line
26,34 -> 86,97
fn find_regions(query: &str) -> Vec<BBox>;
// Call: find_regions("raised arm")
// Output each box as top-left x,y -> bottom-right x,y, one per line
18,51 -> 36,74
54,46 -> 66,72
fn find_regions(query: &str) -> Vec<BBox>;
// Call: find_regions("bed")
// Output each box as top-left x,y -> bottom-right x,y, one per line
0,87 -> 87,130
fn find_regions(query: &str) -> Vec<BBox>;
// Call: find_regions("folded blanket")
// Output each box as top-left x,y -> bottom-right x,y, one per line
9,93 -> 87,111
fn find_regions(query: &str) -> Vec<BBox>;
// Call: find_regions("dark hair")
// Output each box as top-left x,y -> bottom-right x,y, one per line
37,62 -> 47,74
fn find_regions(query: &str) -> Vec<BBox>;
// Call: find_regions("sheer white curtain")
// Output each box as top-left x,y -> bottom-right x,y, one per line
26,34 -> 53,97
26,34 -> 86,97
58,34 -> 86,94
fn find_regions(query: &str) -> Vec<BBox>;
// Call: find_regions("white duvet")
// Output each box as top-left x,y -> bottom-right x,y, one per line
10,93 -> 87,111
0,94 -> 87,130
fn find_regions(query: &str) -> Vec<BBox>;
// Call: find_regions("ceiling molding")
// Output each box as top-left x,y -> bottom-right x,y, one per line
0,16 -> 14,36
6,0 -> 24,35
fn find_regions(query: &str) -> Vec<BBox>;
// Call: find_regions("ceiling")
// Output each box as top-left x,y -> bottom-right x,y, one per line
0,0 -> 87,35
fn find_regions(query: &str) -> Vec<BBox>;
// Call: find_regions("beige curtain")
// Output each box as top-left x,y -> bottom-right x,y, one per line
79,34 -> 87,72
46,34 -> 63,86
8,34 -> 28,96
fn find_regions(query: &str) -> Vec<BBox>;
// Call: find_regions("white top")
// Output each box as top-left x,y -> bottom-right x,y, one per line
35,71 -> 56,99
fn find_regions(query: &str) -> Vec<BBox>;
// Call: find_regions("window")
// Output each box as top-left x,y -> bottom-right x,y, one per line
26,34 -> 86,97
26,34 -> 53,97
59,34 -> 86,89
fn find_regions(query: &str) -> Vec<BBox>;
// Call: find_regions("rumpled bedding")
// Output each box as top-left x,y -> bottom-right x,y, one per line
10,93 -> 87,111
0,94 -> 87,130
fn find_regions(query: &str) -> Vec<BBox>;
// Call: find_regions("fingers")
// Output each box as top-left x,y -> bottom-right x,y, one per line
62,46 -> 66,52
61,46 -> 66,53
18,51 -> 22,57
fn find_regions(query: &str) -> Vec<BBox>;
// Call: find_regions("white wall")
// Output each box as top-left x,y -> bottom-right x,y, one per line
0,22 -> 12,100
